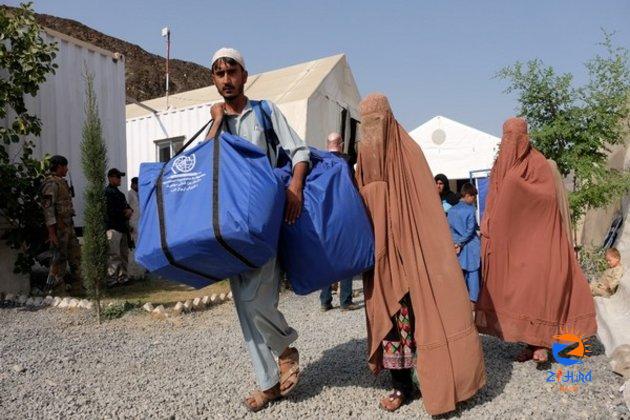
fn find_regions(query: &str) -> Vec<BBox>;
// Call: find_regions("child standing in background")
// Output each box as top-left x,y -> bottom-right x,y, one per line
591,248 -> 624,298
447,183 -> 481,304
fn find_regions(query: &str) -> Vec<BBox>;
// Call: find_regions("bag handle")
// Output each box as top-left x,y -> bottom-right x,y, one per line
153,118 -> 222,282
154,118 -> 257,282
211,124 -> 257,269
252,100 -> 279,166
172,118 -> 214,159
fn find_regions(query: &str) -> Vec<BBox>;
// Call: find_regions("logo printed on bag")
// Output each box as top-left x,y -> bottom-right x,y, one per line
172,154 -> 196,174
164,153 -> 205,193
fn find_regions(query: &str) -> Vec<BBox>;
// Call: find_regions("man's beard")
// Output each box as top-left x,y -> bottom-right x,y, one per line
221,84 -> 243,100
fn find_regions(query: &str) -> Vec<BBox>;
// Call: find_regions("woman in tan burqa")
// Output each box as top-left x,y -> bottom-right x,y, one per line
355,93 -> 486,415
475,117 -> 596,363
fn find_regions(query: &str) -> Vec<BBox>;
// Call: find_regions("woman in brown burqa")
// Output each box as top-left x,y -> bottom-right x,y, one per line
475,117 -> 596,362
355,93 -> 486,415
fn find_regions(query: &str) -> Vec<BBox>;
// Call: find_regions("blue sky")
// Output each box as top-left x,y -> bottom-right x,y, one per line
14,0 -> 630,136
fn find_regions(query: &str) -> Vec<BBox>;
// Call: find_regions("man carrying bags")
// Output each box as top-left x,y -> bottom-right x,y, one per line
205,47 -> 310,412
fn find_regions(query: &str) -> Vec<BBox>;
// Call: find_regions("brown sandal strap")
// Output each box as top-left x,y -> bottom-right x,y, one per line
280,365 -> 299,382
388,390 -> 404,401
279,347 -> 299,367
280,366 -> 300,396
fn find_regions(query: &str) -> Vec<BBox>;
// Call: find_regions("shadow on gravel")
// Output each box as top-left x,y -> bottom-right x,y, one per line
588,336 -> 606,357
0,304 -> 48,313
290,338 -> 388,403
292,334 -> 516,416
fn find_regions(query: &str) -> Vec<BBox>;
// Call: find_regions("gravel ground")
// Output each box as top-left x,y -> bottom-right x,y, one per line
1,288 -> 627,419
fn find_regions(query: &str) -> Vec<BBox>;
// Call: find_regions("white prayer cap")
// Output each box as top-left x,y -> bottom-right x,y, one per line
327,132 -> 342,143
211,47 -> 246,71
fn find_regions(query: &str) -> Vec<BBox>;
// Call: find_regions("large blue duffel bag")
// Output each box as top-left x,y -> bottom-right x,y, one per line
275,149 -> 375,295
135,129 -> 285,289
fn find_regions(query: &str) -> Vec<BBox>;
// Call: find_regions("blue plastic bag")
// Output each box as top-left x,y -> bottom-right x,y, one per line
275,149 -> 375,295
135,132 -> 285,288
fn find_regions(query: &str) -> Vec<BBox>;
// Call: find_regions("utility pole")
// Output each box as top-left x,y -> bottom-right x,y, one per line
161,26 -> 170,109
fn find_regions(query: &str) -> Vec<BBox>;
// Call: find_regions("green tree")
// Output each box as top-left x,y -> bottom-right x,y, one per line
497,31 -> 630,224
0,2 -> 58,273
81,69 -> 108,322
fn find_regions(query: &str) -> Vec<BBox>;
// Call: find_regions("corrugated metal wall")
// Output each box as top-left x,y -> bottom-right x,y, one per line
0,30 -> 126,289
126,103 -> 214,180
125,101 -> 310,181
14,31 -> 127,227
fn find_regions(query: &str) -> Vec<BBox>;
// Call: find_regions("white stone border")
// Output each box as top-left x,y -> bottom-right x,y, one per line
0,292 -> 93,310
0,290 -> 234,317
147,291 -> 233,319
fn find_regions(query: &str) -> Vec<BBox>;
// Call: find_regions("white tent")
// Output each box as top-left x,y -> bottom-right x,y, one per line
125,54 -> 361,182
409,116 -> 500,180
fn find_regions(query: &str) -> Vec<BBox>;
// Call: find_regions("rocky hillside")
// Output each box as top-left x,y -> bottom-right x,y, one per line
33,12 -> 213,103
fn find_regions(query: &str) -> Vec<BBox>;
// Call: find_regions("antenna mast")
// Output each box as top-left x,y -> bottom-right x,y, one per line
161,27 -> 171,109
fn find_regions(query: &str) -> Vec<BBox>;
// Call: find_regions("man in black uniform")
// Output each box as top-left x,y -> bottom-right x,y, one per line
104,168 -> 132,286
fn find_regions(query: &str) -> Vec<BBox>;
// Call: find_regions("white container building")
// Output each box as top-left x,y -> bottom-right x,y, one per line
0,28 -> 126,293
25,28 -> 127,226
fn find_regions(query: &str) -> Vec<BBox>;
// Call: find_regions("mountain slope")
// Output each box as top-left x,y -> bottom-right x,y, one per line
32,12 -> 213,103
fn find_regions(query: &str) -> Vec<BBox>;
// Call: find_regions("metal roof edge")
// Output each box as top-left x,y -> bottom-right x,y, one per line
303,54 -> 346,99
42,26 -> 124,62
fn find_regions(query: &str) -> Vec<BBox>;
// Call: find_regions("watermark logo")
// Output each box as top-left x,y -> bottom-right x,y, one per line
551,332 -> 592,366
546,330 -> 593,392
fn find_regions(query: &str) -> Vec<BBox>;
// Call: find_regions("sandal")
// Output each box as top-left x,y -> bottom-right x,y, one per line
532,347 -> 549,363
243,388 -> 280,413
515,345 -> 548,363
278,347 -> 300,396
379,390 -> 405,412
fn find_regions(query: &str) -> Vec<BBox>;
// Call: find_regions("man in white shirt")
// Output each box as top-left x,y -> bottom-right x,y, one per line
205,48 -> 309,412
127,177 -> 139,243
126,176 -> 145,279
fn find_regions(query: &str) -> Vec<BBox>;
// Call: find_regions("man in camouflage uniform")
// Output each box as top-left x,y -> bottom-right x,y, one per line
41,155 -> 83,294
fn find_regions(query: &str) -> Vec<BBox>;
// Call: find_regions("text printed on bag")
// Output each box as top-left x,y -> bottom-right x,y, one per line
163,153 -> 205,193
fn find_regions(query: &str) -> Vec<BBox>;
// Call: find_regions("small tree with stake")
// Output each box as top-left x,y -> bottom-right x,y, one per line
81,69 -> 108,323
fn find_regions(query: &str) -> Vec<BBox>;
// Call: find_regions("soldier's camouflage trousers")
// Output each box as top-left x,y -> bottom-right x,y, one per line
47,225 -> 82,291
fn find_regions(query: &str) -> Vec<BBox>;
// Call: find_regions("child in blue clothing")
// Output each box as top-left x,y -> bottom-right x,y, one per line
447,183 -> 481,304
